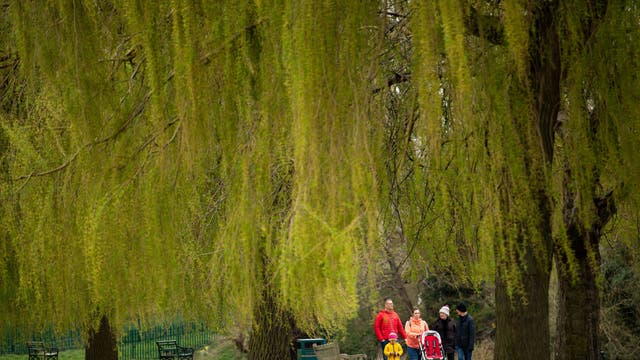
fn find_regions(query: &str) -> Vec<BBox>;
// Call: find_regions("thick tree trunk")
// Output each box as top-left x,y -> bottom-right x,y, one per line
495,244 -> 551,360
494,2 -> 560,358
85,314 -> 118,360
248,288 -> 296,360
555,192 -> 614,359
555,232 -> 601,360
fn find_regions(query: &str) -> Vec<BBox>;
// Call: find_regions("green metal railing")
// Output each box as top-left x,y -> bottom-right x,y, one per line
118,322 -> 215,360
1,322 -> 215,359
0,328 -> 83,355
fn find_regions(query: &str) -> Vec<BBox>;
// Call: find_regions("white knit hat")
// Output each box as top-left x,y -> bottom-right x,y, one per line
439,305 -> 450,316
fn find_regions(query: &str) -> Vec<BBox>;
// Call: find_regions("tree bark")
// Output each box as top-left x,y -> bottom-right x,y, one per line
555,191 -> 615,359
493,19 -> 558,348
85,314 -> 118,360
555,233 -> 601,360
247,288 -> 296,360
495,240 -> 551,360
493,3 -> 560,358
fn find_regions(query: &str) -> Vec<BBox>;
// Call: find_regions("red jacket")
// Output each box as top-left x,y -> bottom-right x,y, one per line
374,310 -> 407,341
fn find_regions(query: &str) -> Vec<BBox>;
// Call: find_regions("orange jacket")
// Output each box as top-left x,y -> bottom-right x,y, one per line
405,318 -> 429,349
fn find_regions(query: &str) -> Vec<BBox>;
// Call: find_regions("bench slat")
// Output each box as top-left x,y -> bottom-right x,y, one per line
156,340 -> 194,360
27,341 -> 58,360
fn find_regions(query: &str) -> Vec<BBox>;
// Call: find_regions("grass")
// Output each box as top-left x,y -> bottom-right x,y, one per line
0,349 -> 84,360
195,340 -> 246,360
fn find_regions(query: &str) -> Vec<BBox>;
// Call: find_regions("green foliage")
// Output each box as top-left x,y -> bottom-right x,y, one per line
0,0 -> 387,348
502,0 -> 528,79
409,0 -> 640,300
419,274 -> 495,340
2,1 -> 640,358
600,240 -> 640,359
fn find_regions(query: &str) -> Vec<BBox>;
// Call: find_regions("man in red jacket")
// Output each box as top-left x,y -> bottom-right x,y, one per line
374,298 -> 407,360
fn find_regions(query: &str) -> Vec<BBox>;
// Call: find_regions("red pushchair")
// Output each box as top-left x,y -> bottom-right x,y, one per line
419,330 -> 447,360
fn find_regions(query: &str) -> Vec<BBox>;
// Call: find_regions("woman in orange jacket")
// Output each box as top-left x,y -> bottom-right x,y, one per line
405,307 -> 429,360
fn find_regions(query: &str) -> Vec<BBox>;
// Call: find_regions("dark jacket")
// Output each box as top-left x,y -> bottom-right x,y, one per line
455,314 -> 475,351
431,317 -> 456,353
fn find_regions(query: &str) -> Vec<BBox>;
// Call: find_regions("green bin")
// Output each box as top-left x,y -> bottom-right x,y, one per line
296,338 -> 327,360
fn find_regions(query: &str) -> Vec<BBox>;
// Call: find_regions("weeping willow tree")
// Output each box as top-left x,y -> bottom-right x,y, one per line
4,1 -> 639,359
411,1 -> 640,359
1,2 -> 213,357
206,1 -> 383,358
1,1 -> 385,359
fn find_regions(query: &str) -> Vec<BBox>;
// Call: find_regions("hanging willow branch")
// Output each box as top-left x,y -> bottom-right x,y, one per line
463,5 -> 505,45
199,18 -> 267,66
12,94 -> 152,182
12,150 -> 79,182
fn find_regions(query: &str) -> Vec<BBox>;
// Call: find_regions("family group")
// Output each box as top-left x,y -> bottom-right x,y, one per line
374,298 -> 476,360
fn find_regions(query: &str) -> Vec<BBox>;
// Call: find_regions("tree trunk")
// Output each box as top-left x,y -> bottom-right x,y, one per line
555,192 -> 614,359
85,314 -> 118,360
248,288 -> 296,360
495,243 -> 551,360
555,233 -> 600,360
494,2 -> 560,357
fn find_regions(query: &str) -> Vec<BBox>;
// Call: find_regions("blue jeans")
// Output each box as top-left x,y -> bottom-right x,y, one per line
456,347 -> 473,360
380,340 -> 389,360
407,346 -> 421,360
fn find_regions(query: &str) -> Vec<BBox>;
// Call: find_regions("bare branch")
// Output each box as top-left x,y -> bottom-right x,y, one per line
380,11 -> 407,19
13,148 -> 81,193
11,93 -> 164,184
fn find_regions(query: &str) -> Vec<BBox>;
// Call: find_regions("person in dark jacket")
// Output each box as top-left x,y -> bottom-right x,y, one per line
455,302 -> 475,360
431,305 -> 455,360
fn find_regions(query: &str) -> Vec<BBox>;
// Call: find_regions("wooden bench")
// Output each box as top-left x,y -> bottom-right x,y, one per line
27,341 -> 58,360
313,342 -> 367,360
156,340 -> 194,360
